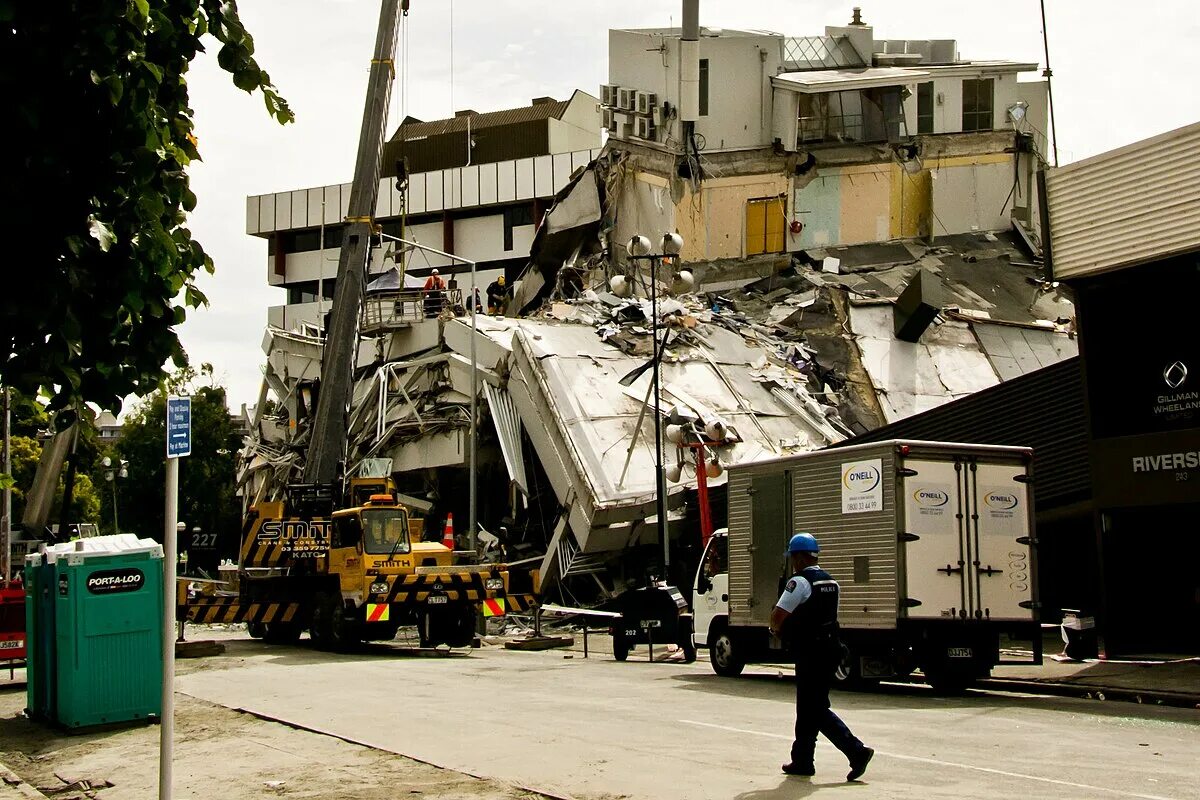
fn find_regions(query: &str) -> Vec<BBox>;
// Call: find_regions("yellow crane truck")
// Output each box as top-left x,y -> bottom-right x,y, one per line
180,478 -> 526,650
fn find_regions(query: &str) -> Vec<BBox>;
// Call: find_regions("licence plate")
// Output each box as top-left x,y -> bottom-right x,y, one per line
947,647 -> 973,658
0,640 -> 22,650
426,595 -> 448,605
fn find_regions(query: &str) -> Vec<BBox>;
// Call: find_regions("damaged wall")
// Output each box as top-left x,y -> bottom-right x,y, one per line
676,174 -> 791,261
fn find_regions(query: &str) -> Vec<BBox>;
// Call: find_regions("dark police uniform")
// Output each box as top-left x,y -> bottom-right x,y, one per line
776,565 -> 867,770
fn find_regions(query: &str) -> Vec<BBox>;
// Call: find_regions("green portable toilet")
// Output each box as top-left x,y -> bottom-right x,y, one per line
23,552 -> 58,720
48,535 -> 165,728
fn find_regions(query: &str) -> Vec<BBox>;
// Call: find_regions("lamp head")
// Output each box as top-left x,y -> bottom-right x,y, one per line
626,235 -> 652,258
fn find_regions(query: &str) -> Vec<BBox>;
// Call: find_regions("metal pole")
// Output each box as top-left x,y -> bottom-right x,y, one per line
1039,0 -> 1059,167
651,257 -> 669,576
318,201 -> 326,328
469,258 -> 478,553
159,457 -> 179,800
111,478 -> 119,535
2,387 -> 10,584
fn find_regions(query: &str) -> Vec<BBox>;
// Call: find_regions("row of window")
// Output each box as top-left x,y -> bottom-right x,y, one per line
916,78 -> 995,135
268,204 -> 539,258
797,78 -> 994,146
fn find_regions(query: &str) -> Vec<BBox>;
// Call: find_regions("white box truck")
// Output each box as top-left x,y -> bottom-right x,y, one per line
693,440 -> 1042,691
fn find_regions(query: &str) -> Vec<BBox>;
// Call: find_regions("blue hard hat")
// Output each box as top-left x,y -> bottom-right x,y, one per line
787,533 -> 820,554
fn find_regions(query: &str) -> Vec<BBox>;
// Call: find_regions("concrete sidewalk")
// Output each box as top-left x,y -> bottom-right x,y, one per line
987,641 -> 1200,706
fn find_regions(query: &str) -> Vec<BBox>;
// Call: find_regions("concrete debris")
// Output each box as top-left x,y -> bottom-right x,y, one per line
240,164 -> 1074,601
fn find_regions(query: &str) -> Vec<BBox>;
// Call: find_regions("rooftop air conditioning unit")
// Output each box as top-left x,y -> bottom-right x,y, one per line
600,84 -> 618,107
929,40 -> 957,65
634,116 -> 656,141
617,87 -> 636,111
613,112 -> 633,138
636,91 -> 658,116
602,108 -> 615,131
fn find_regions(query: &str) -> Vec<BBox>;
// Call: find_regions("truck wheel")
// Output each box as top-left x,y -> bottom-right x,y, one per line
263,620 -> 302,644
924,668 -> 973,695
419,606 -> 474,648
612,632 -> 630,662
311,592 -> 357,652
246,621 -> 267,639
709,628 -> 744,677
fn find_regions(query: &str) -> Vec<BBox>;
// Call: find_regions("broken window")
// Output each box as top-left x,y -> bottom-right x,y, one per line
699,58 -> 709,116
797,87 -> 908,144
503,204 -> 535,251
287,279 -> 336,305
961,78 -> 994,132
917,81 -> 934,134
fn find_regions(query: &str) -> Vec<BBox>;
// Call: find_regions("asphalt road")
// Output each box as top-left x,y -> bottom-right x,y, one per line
176,638 -> 1198,800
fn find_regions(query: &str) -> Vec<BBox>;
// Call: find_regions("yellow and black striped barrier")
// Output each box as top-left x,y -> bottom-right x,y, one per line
185,597 -> 303,626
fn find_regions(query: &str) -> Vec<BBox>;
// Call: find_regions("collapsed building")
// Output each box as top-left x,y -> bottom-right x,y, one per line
239,9 -> 1075,601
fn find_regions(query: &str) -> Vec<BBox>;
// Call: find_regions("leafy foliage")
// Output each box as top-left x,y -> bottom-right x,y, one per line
115,365 -> 240,543
0,0 -> 292,415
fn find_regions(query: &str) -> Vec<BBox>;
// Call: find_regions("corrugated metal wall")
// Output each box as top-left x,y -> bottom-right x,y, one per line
844,357 -> 1088,510
791,446 -> 899,630
1046,122 -> 1200,279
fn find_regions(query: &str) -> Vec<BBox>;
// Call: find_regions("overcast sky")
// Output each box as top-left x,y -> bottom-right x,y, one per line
177,0 -> 1200,411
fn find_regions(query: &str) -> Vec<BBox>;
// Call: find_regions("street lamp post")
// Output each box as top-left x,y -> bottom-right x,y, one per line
102,456 -> 128,535
625,232 -> 684,581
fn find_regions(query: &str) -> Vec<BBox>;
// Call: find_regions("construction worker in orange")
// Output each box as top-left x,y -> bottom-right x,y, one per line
423,268 -> 446,317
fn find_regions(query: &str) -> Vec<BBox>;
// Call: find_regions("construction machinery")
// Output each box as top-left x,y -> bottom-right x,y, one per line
182,476 -> 510,649
176,1 -> 530,649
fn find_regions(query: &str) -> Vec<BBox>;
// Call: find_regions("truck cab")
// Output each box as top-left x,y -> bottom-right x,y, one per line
693,529 -> 729,650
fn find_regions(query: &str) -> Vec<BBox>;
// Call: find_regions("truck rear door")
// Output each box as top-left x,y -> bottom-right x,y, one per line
901,459 -> 970,619
969,461 -> 1035,621
901,454 -> 1035,622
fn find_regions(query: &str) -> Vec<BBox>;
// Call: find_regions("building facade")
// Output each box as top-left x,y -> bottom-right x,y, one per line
1046,121 -> 1200,654
248,92 -> 602,330
602,10 -> 1048,264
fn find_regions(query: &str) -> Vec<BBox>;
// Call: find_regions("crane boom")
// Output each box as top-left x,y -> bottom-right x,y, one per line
304,0 -> 407,486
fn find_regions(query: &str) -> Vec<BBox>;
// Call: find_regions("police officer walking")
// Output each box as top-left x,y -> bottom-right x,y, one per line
769,533 -> 874,781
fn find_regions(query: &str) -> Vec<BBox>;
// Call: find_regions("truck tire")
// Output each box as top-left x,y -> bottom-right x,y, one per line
709,627 -> 744,677
311,592 -> 357,651
612,631 -> 630,662
246,621 -> 267,639
419,605 -> 474,648
923,668 -> 973,695
263,620 -> 302,644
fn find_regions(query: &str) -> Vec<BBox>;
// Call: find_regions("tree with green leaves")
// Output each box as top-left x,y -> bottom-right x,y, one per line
0,0 -> 292,423
115,365 -> 240,566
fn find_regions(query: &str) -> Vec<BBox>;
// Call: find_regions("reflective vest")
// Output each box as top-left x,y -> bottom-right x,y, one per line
783,565 -> 840,646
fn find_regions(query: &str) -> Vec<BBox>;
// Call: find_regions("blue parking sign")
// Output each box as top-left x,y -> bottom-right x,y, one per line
167,396 -> 191,458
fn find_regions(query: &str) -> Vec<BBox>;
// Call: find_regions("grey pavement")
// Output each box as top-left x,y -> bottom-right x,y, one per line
176,638 -> 1199,800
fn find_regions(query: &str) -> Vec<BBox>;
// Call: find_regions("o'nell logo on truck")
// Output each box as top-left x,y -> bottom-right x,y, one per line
912,488 -> 949,507
984,492 -> 1018,510
842,464 -> 881,493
